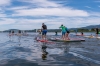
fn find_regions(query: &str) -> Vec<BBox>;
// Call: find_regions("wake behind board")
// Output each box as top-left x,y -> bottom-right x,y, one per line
84,36 -> 100,39
76,34 -> 83,36
49,38 -> 85,42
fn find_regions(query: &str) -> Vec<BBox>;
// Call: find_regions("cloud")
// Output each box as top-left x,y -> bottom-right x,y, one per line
89,12 -> 100,17
17,0 -> 61,7
0,18 -> 16,25
0,0 -> 100,31
94,0 -> 100,2
7,6 -> 29,10
0,13 -> 7,17
12,8 -> 89,17
14,17 -> 100,29
85,6 -> 92,8
0,16 -> 100,30
11,0 -> 89,17
0,0 -> 11,6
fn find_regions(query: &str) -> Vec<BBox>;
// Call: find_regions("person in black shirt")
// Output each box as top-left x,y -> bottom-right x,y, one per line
41,23 -> 47,40
95,28 -> 99,37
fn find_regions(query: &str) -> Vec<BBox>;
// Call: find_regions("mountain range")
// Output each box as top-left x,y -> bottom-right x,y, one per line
70,24 -> 100,30
2,24 -> 100,32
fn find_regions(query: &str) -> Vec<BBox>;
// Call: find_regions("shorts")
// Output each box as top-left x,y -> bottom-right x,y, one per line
62,31 -> 66,35
67,31 -> 70,33
42,30 -> 47,35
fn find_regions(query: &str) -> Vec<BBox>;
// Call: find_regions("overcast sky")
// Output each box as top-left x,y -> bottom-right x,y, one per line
0,0 -> 100,30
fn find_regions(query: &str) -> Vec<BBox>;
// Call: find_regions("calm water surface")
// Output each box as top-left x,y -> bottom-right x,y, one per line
0,32 -> 100,66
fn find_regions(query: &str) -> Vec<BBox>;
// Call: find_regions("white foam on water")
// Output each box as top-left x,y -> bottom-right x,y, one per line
69,52 -> 100,64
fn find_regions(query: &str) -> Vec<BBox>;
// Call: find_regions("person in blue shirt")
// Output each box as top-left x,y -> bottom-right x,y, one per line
59,24 -> 66,40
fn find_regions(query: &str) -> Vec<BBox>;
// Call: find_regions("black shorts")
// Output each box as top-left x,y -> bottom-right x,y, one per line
67,31 -> 70,33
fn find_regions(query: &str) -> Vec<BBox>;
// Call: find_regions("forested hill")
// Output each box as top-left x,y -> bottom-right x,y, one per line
2,24 -> 100,32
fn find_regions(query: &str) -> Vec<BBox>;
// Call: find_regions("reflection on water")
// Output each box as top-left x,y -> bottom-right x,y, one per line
0,32 -> 100,66
41,43 -> 48,60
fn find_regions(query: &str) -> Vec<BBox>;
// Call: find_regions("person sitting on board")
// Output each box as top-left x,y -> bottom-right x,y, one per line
90,34 -> 94,38
37,29 -> 42,36
59,24 -> 66,40
39,29 -> 42,35
65,26 -> 70,40
34,29 -> 42,40
41,23 -> 47,40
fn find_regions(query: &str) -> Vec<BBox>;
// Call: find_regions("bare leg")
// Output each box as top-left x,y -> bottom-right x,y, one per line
42,35 -> 44,40
67,33 -> 70,40
65,33 -> 70,40
44,34 -> 46,40
64,34 -> 66,40
62,35 -> 63,39
61,35 -> 63,39
62,35 -> 64,40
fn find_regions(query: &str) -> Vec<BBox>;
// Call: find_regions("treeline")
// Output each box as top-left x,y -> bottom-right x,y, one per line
2,28 -> 96,33
33,29 -> 95,32
71,28 -> 95,32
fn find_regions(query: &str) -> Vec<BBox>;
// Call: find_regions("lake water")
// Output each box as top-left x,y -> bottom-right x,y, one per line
0,32 -> 100,66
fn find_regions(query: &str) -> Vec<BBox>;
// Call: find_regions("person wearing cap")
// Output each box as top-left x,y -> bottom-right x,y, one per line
41,23 -> 47,40
59,24 -> 66,40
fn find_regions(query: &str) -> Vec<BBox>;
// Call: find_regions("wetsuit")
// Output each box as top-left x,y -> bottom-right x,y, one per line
55,32 -> 58,35
42,25 -> 47,35
96,28 -> 99,34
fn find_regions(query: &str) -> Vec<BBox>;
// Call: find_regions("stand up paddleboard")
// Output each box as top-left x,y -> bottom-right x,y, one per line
37,39 -> 48,42
36,39 -> 54,43
49,38 -> 85,42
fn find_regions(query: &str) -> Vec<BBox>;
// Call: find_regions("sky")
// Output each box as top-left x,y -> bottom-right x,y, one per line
0,0 -> 100,31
